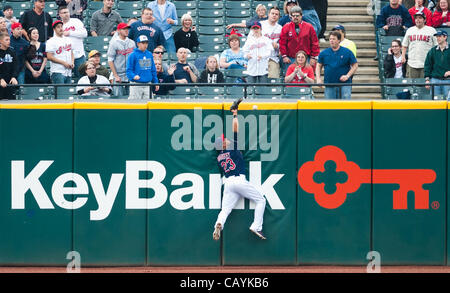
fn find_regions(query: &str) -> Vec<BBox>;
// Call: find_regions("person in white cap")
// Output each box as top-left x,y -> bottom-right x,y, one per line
126,35 -> 159,99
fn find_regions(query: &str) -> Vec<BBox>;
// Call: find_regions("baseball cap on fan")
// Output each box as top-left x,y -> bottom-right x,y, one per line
434,30 -> 448,37
137,35 -> 149,43
286,0 -> 297,4
250,21 -> 262,29
414,11 -> 426,19
332,24 -> 346,32
52,20 -> 63,28
117,23 -> 130,30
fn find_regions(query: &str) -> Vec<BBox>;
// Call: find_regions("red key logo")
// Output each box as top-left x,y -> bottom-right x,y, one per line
298,146 -> 436,210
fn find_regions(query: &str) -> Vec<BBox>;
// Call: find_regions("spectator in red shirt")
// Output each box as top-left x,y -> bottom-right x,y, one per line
432,0 -> 450,27
279,6 -> 319,75
284,50 -> 315,86
409,0 -> 433,26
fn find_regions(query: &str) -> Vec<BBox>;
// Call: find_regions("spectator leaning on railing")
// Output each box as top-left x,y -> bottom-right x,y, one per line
76,61 -> 112,99
284,50 -> 315,85
46,20 -> 74,85
107,22 -> 135,97
424,30 -> 450,99
126,35 -> 159,99
316,31 -> 358,100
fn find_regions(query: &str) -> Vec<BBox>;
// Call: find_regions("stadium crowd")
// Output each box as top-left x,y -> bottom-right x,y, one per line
0,0 -> 448,100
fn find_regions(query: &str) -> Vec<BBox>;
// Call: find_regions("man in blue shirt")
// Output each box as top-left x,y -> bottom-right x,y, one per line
147,0 -> 177,53
316,31 -> 358,99
128,8 -> 166,53
212,107 -> 267,241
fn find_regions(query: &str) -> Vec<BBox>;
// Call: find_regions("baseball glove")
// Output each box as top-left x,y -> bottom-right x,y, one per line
230,97 -> 243,111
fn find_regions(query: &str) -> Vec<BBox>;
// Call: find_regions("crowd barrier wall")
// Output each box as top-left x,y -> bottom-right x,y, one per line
0,100 -> 447,266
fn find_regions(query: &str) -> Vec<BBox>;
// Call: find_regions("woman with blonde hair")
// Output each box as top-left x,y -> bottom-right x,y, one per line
226,4 -> 268,29
174,13 -> 199,52
199,55 -> 225,83
284,50 -> 315,85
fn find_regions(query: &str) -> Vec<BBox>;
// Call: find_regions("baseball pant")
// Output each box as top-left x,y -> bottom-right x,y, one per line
215,175 -> 266,232
129,82 -> 150,99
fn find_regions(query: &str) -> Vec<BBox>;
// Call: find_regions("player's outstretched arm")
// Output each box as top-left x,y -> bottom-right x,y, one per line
232,109 -> 238,133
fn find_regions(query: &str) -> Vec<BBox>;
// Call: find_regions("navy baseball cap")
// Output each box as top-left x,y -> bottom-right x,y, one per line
286,0 -> 297,4
434,30 -> 448,37
2,5 -> 12,11
250,21 -> 262,29
332,24 -> 346,32
414,11 -> 426,19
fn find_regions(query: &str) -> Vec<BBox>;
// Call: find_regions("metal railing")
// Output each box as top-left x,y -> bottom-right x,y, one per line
2,81 -> 450,101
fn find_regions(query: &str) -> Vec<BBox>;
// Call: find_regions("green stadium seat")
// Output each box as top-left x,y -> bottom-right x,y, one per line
198,1 -> 224,9
226,86 -> 253,97
198,9 -> 224,18
169,86 -> 197,99
18,86 -> 51,100
253,86 -> 282,99
283,86 -> 313,99
198,43 -> 225,53
197,26 -> 225,35
55,86 -> 78,100
116,8 -> 141,19
224,68 -> 247,78
177,9 -> 197,18
7,2 -> 31,18
197,86 -> 225,99
198,35 -> 224,44
116,1 -> 144,10
88,1 -> 106,11
225,1 -> 251,9
226,9 -> 252,18
197,17 -> 224,26
251,1 -> 278,9
173,0 -> 197,9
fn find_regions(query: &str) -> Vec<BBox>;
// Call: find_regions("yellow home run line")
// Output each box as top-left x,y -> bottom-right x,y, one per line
0,101 -> 448,110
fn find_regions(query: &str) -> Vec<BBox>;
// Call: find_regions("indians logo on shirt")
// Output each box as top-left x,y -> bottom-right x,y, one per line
408,34 -> 431,42
116,48 -> 134,56
0,54 -> 14,64
64,26 -> 76,32
137,26 -> 156,37
55,44 -> 72,54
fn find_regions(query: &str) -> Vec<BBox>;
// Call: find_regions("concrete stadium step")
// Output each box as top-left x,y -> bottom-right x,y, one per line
330,0 -> 371,7
327,15 -> 374,23
327,7 -> 371,15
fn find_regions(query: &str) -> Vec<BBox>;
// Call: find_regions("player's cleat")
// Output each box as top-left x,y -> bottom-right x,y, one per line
213,223 -> 222,241
250,228 -> 267,240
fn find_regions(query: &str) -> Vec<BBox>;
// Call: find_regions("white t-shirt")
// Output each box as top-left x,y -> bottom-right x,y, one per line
63,18 -> 87,59
393,55 -> 403,78
261,20 -> 282,63
76,74 -> 112,98
402,25 -> 438,68
158,4 -> 166,18
241,35 -> 274,76
46,35 -> 73,76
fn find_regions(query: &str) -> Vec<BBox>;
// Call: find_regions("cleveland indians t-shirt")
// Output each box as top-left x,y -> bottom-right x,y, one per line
46,35 -> 73,76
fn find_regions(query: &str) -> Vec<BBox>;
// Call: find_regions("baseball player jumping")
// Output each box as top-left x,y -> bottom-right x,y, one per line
212,100 -> 267,241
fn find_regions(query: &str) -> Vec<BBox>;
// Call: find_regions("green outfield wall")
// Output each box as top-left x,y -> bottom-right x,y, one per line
0,100 -> 448,266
